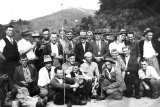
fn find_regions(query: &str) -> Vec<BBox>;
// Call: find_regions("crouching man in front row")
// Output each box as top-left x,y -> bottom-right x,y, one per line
97,57 -> 126,100
138,58 -> 160,99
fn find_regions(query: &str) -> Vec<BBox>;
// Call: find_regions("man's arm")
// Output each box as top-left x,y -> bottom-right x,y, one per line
0,39 -> 6,60
18,41 -> 35,54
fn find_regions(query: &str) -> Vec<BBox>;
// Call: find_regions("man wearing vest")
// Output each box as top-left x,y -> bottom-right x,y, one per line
0,25 -> 20,79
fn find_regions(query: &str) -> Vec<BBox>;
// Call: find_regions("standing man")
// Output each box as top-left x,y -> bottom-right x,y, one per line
102,28 -> 113,46
66,29 -> 76,53
0,25 -> 20,78
120,29 -> 127,44
86,31 -> 93,43
122,46 -> 140,99
42,28 -> 50,45
139,29 -> 160,75
43,33 -> 63,67
17,28 -> 37,65
74,31 -> 92,64
90,29 -> 110,74
125,32 -> 141,63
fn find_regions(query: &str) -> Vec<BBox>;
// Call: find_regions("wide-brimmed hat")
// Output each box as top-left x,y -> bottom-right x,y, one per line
120,29 -> 127,34
103,28 -> 112,35
103,57 -> 115,64
80,31 -> 87,39
21,28 -> 31,36
43,55 -> 52,63
143,28 -> 154,37
31,31 -> 40,37
94,29 -> 102,34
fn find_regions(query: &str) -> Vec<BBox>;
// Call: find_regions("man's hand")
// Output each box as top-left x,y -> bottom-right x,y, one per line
51,52 -> 56,57
95,57 -> 101,62
70,83 -> 79,88
103,87 -> 109,91
21,81 -> 28,86
40,45 -> 45,49
82,59 -> 86,63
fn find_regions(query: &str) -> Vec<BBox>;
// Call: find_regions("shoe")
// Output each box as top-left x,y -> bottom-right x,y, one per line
96,96 -> 105,100
134,95 -> 141,99
74,99 -> 87,105
67,101 -> 72,107
151,92 -> 159,99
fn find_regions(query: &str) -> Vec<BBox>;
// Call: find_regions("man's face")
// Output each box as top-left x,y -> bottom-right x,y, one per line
73,66 -> 79,73
56,69 -> 63,79
105,62 -> 112,71
121,33 -> 126,41
86,56 -> 92,63
122,48 -> 130,57
111,51 -> 118,59
6,27 -> 13,37
105,35 -> 111,40
146,32 -> 153,41
20,57 -> 28,67
117,34 -> 123,42
140,61 -> 147,70
50,34 -> 57,44
87,34 -> 92,40
94,34 -> 101,41
66,32 -> 73,40
127,34 -> 134,42
60,31 -> 66,39
81,38 -> 86,43
43,31 -> 50,40
23,35 -> 30,41
69,56 -> 75,65
45,62 -> 52,70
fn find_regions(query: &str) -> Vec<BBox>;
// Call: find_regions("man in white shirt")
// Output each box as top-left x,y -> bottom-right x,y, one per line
0,25 -> 20,79
139,28 -> 160,76
17,28 -> 37,64
38,55 -> 55,87
138,58 -> 160,99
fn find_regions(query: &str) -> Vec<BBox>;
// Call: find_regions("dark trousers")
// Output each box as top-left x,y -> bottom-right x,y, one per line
93,60 -> 103,74
124,73 -> 140,97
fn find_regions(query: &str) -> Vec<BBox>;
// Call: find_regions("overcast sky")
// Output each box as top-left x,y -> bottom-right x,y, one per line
0,0 -> 100,25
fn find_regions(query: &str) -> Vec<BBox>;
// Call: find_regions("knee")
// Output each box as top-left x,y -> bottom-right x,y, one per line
102,79 -> 111,85
150,79 -> 157,84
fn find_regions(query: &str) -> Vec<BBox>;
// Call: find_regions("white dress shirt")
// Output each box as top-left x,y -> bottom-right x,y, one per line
143,40 -> 156,58
104,67 -> 115,79
38,66 -> 55,87
82,43 -> 86,52
96,40 -> 101,55
17,38 -> 36,60
55,77 -> 63,84
109,41 -> 125,53
125,55 -> 130,68
51,43 -> 59,57
0,36 -> 15,52
138,66 -> 160,80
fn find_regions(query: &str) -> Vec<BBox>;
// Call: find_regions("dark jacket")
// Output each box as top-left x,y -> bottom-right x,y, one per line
13,64 -> 38,87
74,42 -> 92,63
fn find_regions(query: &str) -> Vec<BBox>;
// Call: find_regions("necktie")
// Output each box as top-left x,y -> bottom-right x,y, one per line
10,37 -> 13,45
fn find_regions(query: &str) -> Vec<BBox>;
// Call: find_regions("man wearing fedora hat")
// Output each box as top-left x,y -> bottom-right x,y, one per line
74,31 -> 92,64
97,57 -> 126,100
102,28 -> 113,46
90,29 -> 110,74
120,28 -> 127,44
38,55 -> 56,87
17,28 -> 37,65
0,25 -> 20,79
139,28 -> 160,76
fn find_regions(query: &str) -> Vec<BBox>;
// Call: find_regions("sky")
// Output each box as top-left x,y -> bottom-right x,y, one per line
0,0 -> 100,25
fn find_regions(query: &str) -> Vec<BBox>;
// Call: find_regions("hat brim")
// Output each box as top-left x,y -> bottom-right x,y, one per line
43,60 -> 52,64
103,60 -> 115,64
103,33 -> 111,36
94,32 -> 102,34
21,33 -> 31,36
143,30 -> 154,37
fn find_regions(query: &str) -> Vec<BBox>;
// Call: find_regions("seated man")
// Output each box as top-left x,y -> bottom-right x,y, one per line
138,58 -> 160,99
48,67 -> 87,106
98,57 -> 126,100
66,62 -> 92,101
13,54 -> 39,97
38,55 -> 55,88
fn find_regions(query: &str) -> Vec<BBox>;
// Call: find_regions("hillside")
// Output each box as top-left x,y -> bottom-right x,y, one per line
29,7 -> 95,32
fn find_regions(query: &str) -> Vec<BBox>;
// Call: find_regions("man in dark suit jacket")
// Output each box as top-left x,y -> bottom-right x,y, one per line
74,32 -> 92,64
122,46 -> 140,99
90,29 -> 110,74
48,67 -> 87,106
13,54 -> 39,96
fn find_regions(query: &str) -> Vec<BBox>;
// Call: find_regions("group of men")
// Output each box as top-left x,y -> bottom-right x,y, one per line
0,25 -> 160,107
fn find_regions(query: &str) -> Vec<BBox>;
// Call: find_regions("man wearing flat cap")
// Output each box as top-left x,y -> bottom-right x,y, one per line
97,57 -> 126,100
139,28 -> 160,76
74,31 -> 92,64
90,29 -> 110,74
17,28 -> 37,65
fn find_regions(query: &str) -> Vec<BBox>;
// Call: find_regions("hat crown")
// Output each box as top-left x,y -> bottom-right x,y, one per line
32,31 -> 40,37
43,55 -> 52,63
80,31 -> 86,36
21,28 -> 30,36
94,29 -> 102,34
103,28 -> 111,33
